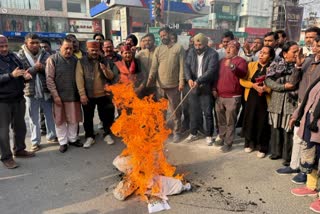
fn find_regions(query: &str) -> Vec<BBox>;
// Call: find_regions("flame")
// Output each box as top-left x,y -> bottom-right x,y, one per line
107,83 -> 182,199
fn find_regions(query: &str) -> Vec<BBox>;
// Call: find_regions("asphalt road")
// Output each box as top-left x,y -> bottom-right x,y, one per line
0,126 -> 316,214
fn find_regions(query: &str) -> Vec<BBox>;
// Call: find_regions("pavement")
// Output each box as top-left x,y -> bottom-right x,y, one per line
0,127 -> 317,214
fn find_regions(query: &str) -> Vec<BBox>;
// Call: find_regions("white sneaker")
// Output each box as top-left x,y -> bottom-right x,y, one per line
206,136 -> 212,143
83,137 -> 95,148
257,152 -> 266,158
206,136 -> 213,146
215,135 -> 221,142
104,134 -> 115,145
185,134 -> 198,143
244,147 -> 253,153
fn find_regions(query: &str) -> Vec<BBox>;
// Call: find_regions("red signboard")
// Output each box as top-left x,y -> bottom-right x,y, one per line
245,27 -> 271,37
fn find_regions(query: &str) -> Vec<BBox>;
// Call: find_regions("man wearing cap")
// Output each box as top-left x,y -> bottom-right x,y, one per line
146,27 -> 185,143
184,33 -> 219,145
46,37 -> 83,153
17,33 -> 57,152
76,40 -> 117,148
126,34 -> 138,54
126,34 -> 138,48
213,40 -> 247,152
0,35 -> 34,168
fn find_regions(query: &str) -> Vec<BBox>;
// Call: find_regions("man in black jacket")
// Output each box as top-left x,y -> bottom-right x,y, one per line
0,35 -> 34,169
184,33 -> 219,145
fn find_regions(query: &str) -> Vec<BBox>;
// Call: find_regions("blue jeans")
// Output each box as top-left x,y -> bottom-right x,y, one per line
25,96 -> 56,145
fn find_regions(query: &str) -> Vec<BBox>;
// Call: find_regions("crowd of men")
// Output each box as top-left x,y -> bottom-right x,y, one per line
1,25 -> 320,212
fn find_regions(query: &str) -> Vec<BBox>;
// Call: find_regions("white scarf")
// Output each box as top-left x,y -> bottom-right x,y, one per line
22,45 -> 50,100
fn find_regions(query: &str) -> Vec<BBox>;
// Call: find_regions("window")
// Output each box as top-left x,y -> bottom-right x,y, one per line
67,0 -> 86,13
45,0 -> 63,11
239,17 -> 248,28
89,0 -> 101,9
0,0 -> 40,9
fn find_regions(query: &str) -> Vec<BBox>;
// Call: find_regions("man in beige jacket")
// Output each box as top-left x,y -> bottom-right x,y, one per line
147,27 -> 185,143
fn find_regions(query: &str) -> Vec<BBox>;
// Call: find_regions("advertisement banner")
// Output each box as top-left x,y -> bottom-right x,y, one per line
149,0 -> 154,21
69,19 -> 102,33
285,6 -> 304,42
149,27 -> 161,46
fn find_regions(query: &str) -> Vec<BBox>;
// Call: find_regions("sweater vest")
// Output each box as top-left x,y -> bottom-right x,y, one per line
80,56 -> 107,98
52,53 -> 79,102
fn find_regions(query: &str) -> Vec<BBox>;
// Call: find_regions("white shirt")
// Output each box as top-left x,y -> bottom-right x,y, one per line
217,48 -> 226,60
197,53 -> 204,78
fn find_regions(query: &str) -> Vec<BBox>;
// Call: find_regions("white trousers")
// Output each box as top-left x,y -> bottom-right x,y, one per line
55,123 -> 78,145
290,126 -> 303,170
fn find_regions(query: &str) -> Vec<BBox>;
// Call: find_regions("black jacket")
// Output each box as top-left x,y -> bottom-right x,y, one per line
17,48 -> 50,97
0,52 -> 25,102
184,47 -> 219,94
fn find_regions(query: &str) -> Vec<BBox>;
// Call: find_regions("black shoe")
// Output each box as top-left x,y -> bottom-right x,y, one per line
220,145 -> 232,153
282,161 -> 290,167
269,155 -> 281,160
14,150 -> 35,158
41,130 -> 47,136
276,166 -> 300,175
69,140 -> 83,147
59,145 -> 68,153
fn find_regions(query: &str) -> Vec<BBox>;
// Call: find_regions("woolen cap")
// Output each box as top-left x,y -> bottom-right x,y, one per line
86,40 -> 100,49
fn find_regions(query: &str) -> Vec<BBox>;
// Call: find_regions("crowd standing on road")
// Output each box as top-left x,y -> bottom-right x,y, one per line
1,26 -> 320,212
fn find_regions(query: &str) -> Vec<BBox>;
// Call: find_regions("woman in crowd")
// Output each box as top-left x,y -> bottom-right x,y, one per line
265,41 -> 301,166
289,74 -> 320,213
240,46 -> 275,158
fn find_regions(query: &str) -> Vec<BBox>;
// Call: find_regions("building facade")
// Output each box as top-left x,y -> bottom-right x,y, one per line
238,0 -> 273,39
208,0 -> 240,32
0,0 -> 104,51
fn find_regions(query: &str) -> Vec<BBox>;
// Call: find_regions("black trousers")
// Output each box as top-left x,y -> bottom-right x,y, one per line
0,99 -> 27,161
82,95 -> 115,138
270,127 -> 293,162
188,91 -> 214,137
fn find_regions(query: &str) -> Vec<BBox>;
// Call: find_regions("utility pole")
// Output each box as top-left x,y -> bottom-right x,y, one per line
166,0 -> 170,25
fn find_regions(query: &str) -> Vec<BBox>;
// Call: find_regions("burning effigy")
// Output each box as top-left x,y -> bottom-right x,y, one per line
106,83 -> 191,212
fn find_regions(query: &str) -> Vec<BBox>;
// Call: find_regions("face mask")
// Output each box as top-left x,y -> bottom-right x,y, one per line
161,38 -> 170,45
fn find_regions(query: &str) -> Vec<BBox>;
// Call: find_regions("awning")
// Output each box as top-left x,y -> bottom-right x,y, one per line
90,0 -> 209,23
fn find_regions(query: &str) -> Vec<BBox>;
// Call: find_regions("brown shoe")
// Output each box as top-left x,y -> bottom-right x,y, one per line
31,145 -> 41,152
14,150 -> 35,158
2,159 -> 19,169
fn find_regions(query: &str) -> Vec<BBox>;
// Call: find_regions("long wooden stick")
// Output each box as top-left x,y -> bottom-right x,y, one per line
167,87 -> 194,121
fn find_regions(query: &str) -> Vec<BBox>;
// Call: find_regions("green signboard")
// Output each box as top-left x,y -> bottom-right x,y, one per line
233,31 -> 248,38
216,13 -> 238,21
149,27 -> 161,46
